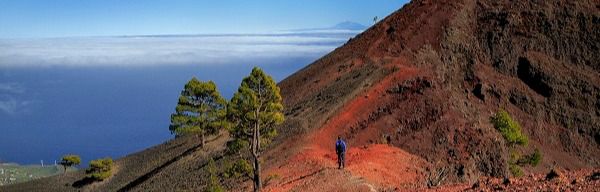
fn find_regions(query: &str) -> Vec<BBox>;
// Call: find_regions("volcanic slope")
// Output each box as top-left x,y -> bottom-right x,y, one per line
0,133 -> 232,192
4,0 -> 600,191
254,0 -> 600,191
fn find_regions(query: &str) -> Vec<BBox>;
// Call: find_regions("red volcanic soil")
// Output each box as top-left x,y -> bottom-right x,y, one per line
4,0 -> 599,191
264,144 -> 427,192
456,168 -> 600,191
257,0 -> 600,191
263,67 -> 429,191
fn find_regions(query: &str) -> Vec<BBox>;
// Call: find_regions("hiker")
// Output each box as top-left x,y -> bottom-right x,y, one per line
335,136 -> 347,169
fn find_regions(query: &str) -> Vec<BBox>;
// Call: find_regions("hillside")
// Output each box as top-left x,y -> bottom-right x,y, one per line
1,134 -> 229,191
3,0 -> 599,191
260,0 -> 600,190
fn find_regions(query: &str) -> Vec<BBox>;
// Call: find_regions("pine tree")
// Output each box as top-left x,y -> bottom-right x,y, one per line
59,154 -> 81,173
86,157 -> 113,181
228,67 -> 284,192
170,77 -> 227,147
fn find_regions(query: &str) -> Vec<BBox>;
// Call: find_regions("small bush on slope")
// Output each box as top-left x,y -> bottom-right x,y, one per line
491,110 -> 528,147
518,148 -> 542,167
224,159 -> 252,179
508,150 -> 524,177
225,139 -> 248,157
491,110 -> 542,177
86,157 -> 113,181
509,163 -> 524,177
205,158 -> 225,192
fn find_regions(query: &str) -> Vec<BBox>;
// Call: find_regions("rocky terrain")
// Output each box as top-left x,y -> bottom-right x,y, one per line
259,0 -> 600,190
3,0 -> 599,191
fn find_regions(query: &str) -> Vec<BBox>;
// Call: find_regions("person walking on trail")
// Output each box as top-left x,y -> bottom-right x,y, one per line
335,136 -> 347,169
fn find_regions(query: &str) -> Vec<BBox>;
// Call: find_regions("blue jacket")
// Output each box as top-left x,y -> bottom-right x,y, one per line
335,139 -> 346,153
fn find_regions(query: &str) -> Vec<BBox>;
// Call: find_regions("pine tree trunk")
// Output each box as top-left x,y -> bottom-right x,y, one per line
253,154 -> 261,192
201,133 -> 205,148
252,112 -> 262,192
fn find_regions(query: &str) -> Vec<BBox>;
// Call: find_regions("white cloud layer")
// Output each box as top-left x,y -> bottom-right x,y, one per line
0,31 -> 356,67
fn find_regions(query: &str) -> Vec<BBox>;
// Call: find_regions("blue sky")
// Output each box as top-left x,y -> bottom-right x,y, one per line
0,0 -> 409,38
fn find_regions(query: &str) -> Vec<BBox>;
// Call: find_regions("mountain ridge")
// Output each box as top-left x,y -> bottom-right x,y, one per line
3,0 -> 599,191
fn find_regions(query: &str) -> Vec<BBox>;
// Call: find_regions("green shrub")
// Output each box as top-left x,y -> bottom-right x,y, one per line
518,148 -> 543,167
492,110 -> 540,177
491,110 -> 528,147
509,150 -> 520,163
225,139 -> 248,156
224,159 -> 252,179
205,158 -> 225,192
509,163 -> 523,177
529,149 -> 542,166
205,185 -> 225,192
86,157 -> 113,181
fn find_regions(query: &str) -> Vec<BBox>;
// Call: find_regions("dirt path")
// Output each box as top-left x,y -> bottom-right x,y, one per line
264,67 -> 429,191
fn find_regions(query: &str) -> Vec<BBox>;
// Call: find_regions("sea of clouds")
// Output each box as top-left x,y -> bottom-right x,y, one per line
0,30 -> 359,67
0,29 -> 361,115
0,29 -> 364,164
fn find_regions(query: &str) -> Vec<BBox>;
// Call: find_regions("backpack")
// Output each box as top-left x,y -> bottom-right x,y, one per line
336,140 -> 345,153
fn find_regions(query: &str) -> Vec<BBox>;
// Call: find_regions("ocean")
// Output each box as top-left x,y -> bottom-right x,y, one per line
0,31 -> 358,165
